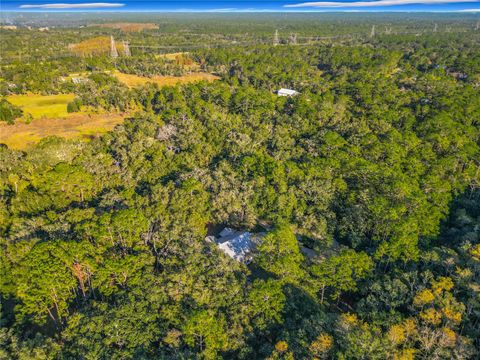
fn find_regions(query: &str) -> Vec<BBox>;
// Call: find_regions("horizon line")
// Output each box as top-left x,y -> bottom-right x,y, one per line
2,9 -> 480,13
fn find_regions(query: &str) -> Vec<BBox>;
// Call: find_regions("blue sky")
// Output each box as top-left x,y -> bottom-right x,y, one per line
2,0 -> 480,12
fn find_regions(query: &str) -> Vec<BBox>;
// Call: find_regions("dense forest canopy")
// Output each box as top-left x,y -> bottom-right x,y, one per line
0,13 -> 479,360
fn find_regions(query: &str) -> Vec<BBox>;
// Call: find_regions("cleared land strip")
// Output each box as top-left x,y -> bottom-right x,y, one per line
113,71 -> 219,88
0,113 -> 124,150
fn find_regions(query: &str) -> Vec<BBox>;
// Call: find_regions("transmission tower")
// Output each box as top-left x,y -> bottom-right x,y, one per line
370,25 -> 376,38
476,21 -> 479,31
123,40 -> 131,56
110,36 -> 118,58
289,33 -> 297,45
434,23 -> 438,32
273,29 -> 279,46
385,26 -> 392,35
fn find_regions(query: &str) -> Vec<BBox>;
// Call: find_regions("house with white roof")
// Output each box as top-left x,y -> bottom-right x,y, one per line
207,227 -> 262,263
72,77 -> 89,85
277,88 -> 299,97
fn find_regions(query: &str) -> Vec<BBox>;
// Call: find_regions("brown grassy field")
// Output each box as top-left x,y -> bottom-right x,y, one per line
114,71 -> 220,88
156,52 -> 195,65
69,36 -> 125,57
94,23 -> 159,32
157,52 -> 188,61
0,113 -> 124,150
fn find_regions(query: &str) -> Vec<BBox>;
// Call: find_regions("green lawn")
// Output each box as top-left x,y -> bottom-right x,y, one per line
7,93 -> 75,119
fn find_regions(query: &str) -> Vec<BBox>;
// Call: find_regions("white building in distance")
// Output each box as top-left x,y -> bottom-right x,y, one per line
277,88 -> 299,97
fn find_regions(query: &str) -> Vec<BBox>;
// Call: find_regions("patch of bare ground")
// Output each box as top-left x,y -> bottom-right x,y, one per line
0,113 -> 124,150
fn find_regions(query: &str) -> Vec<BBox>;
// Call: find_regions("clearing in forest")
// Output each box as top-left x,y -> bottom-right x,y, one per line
114,71 -> 220,88
7,94 -> 75,119
69,36 -> 125,57
157,52 -> 198,69
157,52 -> 189,61
0,113 -> 124,150
93,23 -> 159,32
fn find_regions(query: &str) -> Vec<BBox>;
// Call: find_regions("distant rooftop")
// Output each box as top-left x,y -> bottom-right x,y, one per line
277,88 -> 299,97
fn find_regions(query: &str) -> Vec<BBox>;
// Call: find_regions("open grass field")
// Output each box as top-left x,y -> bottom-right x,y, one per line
7,94 -> 75,119
157,52 -> 188,61
69,36 -> 125,57
94,23 -> 159,32
156,52 -> 198,70
114,71 -> 220,88
0,113 -> 124,150
156,52 -> 195,66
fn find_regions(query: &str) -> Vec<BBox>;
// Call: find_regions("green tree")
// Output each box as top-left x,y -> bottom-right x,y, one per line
256,224 -> 304,283
183,310 -> 229,359
311,249 -> 373,303
14,241 -> 77,324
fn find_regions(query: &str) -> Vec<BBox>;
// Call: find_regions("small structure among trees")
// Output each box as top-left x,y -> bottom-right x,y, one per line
207,227 -> 262,263
277,88 -> 299,97
71,77 -> 89,85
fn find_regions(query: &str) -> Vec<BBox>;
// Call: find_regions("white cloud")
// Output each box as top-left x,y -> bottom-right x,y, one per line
204,8 -> 238,12
285,0 -> 478,7
456,8 -> 480,11
20,3 -> 125,9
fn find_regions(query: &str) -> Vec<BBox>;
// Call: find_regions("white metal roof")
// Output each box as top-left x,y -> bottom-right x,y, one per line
212,228 -> 260,263
278,88 -> 299,96
217,232 -> 254,262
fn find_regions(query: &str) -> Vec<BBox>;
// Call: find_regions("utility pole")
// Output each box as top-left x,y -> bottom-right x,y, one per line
123,40 -> 131,56
273,29 -> 279,46
110,36 -> 118,58
370,25 -> 375,38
